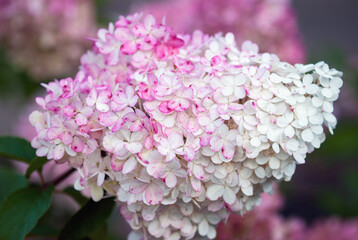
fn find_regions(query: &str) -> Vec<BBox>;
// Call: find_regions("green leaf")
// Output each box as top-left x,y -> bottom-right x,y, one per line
88,222 -> 108,240
0,136 -> 36,163
25,157 -> 49,178
63,187 -> 89,206
59,197 -> 115,240
0,185 -> 54,240
0,167 -> 28,203
29,224 -> 59,237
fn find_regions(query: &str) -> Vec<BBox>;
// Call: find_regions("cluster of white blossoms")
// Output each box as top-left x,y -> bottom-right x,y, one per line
29,14 -> 342,240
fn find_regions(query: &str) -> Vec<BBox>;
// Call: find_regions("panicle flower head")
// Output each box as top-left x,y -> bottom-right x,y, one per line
0,0 -> 96,79
134,0 -> 306,64
29,13 -> 343,239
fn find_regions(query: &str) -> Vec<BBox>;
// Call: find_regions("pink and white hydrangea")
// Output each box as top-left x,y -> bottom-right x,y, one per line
29,13 -> 343,239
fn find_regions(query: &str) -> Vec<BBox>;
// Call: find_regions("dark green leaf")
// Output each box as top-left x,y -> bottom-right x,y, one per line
88,223 -> 108,240
0,185 -> 54,240
25,157 -> 49,178
0,167 -> 28,203
63,187 -> 89,206
59,197 -> 115,240
0,136 -> 36,163
29,224 -> 59,237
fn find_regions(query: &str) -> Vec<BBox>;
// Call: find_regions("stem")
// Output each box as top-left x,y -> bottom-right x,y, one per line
37,171 -> 45,186
52,168 -> 76,186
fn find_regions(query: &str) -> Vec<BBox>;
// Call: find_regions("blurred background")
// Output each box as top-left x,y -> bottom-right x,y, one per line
0,0 -> 357,239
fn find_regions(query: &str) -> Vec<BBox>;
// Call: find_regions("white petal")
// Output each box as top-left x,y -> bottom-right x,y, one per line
301,129 -> 314,142
284,125 -> 295,138
241,185 -> 253,196
91,184 -> 104,202
322,101 -> 334,113
269,157 -> 280,169
312,96 -> 323,107
254,166 -> 266,178
286,139 -> 299,151
165,172 -> 177,188
250,137 -> 261,147
206,184 -> 224,201
198,219 -> 209,237
122,156 -> 138,174
223,187 -> 236,204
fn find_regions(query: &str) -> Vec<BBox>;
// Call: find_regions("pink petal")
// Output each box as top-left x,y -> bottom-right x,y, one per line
47,127 -> 62,140
86,89 -> 97,106
132,23 -> 147,37
75,113 -> 88,126
64,105 -> 76,117
60,131 -> 73,145
144,136 -> 154,150
158,101 -> 174,114
71,137 -> 84,153
144,183 -> 163,205
111,156 -> 124,172
98,112 -> 118,127
147,73 -> 158,85
120,41 -> 138,55
114,27 -> 133,42
130,120 -> 143,131
222,143 -> 235,159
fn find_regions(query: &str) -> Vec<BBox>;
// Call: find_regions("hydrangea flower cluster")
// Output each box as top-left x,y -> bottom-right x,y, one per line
29,13 -> 342,239
134,0 -> 305,64
0,0 -> 96,79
